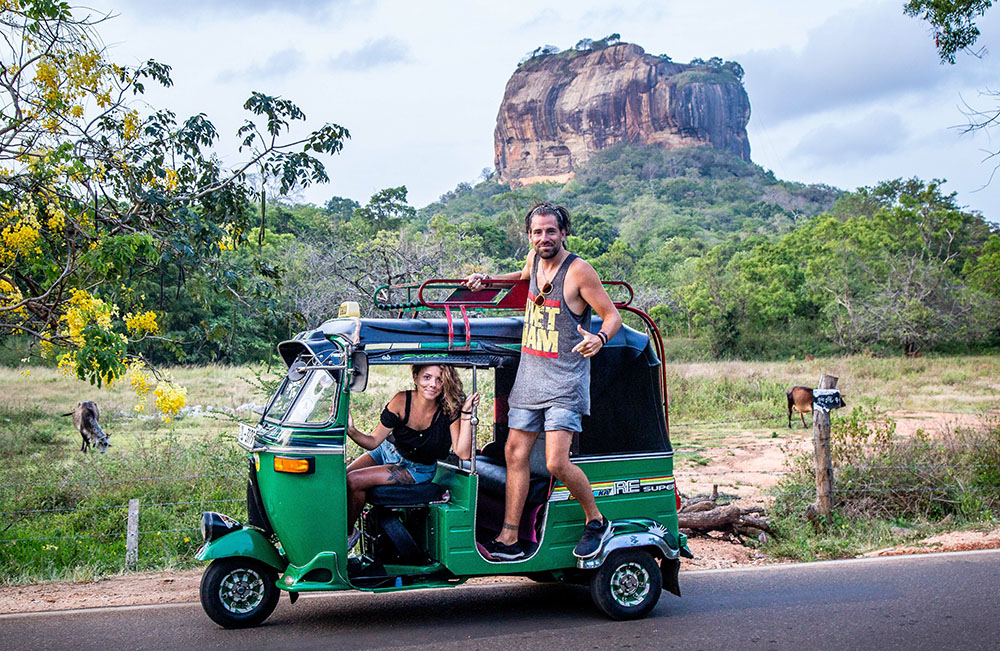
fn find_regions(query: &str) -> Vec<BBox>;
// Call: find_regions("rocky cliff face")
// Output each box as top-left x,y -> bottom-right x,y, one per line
494,43 -> 751,186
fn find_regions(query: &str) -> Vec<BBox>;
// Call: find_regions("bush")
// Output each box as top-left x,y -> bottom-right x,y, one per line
766,409 -> 1000,559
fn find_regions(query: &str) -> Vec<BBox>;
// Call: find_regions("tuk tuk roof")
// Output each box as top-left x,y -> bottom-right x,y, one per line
316,316 -> 652,357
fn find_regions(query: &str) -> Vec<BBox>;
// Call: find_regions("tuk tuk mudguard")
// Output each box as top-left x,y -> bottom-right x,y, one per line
576,519 -> 689,597
195,527 -> 287,573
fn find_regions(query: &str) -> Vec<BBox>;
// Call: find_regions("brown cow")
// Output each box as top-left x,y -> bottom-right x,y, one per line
786,386 -> 846,428
65,401 -> 110,453
787,386 -> 814,428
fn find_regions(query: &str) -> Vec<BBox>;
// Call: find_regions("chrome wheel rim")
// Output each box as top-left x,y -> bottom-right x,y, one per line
218,567 -> 266,614
609,561 -> 650,608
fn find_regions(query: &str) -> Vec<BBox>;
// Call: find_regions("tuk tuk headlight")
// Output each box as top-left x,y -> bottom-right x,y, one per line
200,511 -> 243,543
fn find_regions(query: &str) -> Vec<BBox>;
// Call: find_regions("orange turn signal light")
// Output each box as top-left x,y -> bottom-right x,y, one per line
273,456 -> 314,474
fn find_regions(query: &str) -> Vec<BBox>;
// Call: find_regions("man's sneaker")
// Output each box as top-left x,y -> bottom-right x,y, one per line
347,528 -> 361,550
573,517 -> 611,559
484,538 -> 526,561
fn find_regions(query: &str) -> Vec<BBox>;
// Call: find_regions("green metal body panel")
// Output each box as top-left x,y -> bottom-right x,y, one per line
253,425 -> 351,590
195,527 -> 286,571
429,454 -> 679,577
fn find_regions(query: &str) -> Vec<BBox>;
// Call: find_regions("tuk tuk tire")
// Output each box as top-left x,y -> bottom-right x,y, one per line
200,557 -> 280,629
589,549 -> 662,621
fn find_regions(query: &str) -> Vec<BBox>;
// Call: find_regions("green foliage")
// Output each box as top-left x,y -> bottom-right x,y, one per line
904,0 -> 993,63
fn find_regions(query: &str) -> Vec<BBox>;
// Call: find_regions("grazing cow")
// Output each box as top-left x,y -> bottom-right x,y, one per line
786,386 -> 846,428
66,401 -> 110,453
786,386 -> 814,428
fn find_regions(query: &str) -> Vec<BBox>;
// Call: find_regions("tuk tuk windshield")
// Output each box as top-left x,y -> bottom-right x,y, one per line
263,367 -> 341,427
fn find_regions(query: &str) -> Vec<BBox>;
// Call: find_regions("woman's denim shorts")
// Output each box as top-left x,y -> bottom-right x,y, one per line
368,439 -> 437,484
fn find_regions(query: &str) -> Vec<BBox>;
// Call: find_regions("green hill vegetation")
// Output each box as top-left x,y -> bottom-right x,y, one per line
196,143 -> 994,364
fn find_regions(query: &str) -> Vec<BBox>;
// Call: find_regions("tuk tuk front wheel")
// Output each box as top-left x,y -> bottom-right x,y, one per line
589,549 -> 662,620
200,557 -> 280,629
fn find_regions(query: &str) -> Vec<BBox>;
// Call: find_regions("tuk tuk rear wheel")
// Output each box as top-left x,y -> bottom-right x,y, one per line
589,549 -> 662,620
200,557 -> 280,629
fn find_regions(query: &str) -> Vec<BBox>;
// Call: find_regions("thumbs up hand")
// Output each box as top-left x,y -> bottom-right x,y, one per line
571,324 -> 604,358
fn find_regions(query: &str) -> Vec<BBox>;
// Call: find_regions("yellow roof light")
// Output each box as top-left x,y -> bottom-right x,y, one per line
338,301 -> 360,318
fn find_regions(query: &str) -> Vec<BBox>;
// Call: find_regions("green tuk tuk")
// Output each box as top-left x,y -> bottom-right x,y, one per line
196,279 -> 691,628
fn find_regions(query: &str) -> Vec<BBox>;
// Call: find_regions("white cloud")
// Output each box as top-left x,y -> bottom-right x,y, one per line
790,111 -> 908,166
739,2 -> 988,125
217,48 -> 305,83
328,37 -> 411,71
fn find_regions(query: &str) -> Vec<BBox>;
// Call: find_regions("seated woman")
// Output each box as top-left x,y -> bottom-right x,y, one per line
345,364 -> 478,547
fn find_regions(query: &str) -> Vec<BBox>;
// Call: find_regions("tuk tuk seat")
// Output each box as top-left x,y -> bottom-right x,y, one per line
367,482 -> 444,507
474,455 -> 551,505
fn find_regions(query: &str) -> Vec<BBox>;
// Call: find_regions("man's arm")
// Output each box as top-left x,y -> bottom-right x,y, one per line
464,250 -> 533,290
571,261 -> 622,358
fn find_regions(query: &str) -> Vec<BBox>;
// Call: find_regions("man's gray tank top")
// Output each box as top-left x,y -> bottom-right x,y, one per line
508,252 -> 593,415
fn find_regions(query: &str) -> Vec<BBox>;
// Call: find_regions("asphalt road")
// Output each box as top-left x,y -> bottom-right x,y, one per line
2,550 -> 999,651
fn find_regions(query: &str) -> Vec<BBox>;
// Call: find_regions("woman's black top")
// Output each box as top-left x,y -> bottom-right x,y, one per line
380,391 -> 458,465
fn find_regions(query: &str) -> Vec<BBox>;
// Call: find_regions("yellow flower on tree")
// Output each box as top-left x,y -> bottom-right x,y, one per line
124,310 -> 159,336
154,381 -> 187,422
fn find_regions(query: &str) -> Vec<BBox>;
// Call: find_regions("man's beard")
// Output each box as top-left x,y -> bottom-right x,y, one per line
536,241 -> 561,259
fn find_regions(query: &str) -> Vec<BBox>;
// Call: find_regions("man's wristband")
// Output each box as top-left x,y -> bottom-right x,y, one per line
596,331 -> 608,345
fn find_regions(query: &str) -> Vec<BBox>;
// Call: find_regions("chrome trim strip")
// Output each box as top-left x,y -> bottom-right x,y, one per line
255,445 -> 345,455
573,451 -> 674,463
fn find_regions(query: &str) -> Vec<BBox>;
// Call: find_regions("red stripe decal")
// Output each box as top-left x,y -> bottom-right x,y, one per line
522,347 -> 558,359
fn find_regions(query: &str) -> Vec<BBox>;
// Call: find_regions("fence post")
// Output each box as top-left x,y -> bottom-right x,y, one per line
813,374 -> 838,519
126,498 -> 139,571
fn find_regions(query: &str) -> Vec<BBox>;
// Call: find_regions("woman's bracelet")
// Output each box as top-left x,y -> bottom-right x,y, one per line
461,409 -> 472,414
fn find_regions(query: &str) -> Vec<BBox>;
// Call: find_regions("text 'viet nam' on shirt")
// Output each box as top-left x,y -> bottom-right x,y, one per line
522,294 -> 560,358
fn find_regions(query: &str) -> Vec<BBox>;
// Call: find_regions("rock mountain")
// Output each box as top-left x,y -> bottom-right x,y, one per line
494,43 -> 751,187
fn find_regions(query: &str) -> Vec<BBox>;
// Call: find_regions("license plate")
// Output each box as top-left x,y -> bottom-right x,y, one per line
237,423 -> 258,450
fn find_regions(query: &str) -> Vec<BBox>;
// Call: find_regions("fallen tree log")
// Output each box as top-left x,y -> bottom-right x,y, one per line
681,500 -> 721,514
678,504 -> 742,531
678,503 -> 775,546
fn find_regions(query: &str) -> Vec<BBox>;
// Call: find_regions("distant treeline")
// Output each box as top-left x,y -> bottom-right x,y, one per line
45,144 -> 995,367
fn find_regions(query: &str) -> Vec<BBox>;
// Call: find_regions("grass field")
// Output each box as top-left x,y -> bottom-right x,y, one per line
1,352 -> 998,583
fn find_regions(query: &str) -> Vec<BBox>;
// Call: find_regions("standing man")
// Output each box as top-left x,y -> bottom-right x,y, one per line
465,202 -> 622,560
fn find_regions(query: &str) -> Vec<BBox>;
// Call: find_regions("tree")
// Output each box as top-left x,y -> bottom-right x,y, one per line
323,196 -> 361,220
904,0 -> 993,63
352,186 -> 415,231
0,3 -> 347,414
794,179 -> 995,353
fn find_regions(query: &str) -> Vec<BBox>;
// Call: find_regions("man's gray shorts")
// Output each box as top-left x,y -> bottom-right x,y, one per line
508,406 -> 583,434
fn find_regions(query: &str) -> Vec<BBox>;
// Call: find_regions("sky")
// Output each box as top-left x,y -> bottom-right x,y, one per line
84,0 -> 999,221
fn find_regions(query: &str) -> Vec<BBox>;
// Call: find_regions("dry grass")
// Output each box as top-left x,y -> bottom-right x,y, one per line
670,354 -> 1000,416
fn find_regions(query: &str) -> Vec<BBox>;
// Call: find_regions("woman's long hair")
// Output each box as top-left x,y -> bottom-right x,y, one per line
411,365 -> 464,418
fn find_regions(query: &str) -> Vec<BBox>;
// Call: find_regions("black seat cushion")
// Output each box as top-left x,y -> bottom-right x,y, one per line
475,456 -> 551,505
368,482 -> 444,506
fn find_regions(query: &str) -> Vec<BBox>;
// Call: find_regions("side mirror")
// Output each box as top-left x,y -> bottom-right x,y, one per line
349,351 -> 368,392
286,360 -> 308,382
